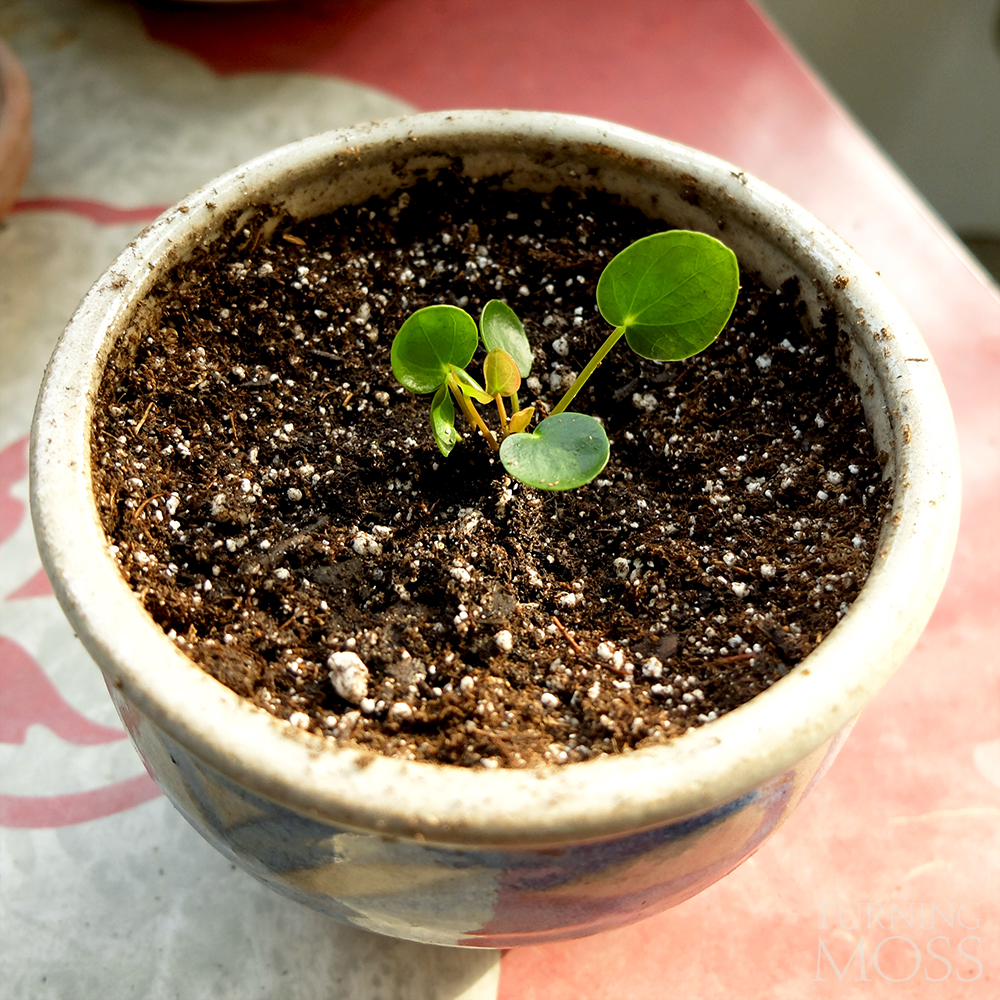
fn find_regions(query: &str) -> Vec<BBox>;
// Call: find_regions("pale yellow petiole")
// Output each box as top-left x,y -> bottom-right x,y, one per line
494,395 -> 510,436
448,372 -> 499,451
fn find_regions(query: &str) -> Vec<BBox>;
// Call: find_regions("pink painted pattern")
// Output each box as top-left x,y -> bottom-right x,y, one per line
10,197 -> 167,226
1,436 -> 161,827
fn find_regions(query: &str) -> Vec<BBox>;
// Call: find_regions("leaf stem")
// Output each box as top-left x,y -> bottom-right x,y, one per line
448,373 -> 499,451
494,395 -> 510,436
551,325 -> 626,415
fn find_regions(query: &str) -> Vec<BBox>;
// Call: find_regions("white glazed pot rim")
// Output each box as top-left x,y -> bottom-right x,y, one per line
31,110 -> 960,846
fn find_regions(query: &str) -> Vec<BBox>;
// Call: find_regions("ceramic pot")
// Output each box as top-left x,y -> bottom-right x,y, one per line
31,111 -> 960,948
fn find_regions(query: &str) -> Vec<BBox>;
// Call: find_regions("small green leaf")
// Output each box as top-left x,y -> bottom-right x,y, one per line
499,412 -> 609,490
507,405 -> 535,435
391,305 -> 479,394
430,384 -> 460,456
596,230 -> 739,361
480,300 -> 533,376
450,367 -> 493,405
483,348 -> 521,398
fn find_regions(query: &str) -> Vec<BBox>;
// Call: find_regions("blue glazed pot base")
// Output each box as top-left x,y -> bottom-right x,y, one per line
114,682 -> 847,947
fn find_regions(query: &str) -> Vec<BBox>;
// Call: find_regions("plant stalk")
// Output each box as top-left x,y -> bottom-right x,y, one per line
551,325 -> 626,415
494,395 -> 510,436
449,374 -> 499,451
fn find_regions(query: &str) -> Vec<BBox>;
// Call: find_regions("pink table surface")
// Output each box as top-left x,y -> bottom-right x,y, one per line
4,1 -> 997,996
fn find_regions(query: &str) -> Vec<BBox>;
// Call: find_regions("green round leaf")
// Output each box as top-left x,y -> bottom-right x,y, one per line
480,300 -> 533,376
391,305 -> 479,394
430,384 -> 460,456
499,412 -> 609,490
596,230 -> 739,361
483,348 -> 521,398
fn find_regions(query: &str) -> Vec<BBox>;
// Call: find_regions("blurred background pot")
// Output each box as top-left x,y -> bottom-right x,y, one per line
30,111 -> 960,948
0,37 -> 32,221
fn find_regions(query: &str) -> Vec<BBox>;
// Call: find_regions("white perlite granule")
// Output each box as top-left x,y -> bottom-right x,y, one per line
327,650 -> 369,704
351,531 -> 383,557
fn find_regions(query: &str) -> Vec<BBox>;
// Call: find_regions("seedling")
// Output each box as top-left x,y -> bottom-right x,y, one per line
391,229 -> 739,490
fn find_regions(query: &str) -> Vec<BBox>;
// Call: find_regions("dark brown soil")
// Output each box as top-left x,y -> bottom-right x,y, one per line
92,168 -> 891,769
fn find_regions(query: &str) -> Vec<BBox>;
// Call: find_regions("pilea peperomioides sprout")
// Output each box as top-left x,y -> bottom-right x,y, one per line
391,229 -> 740,490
